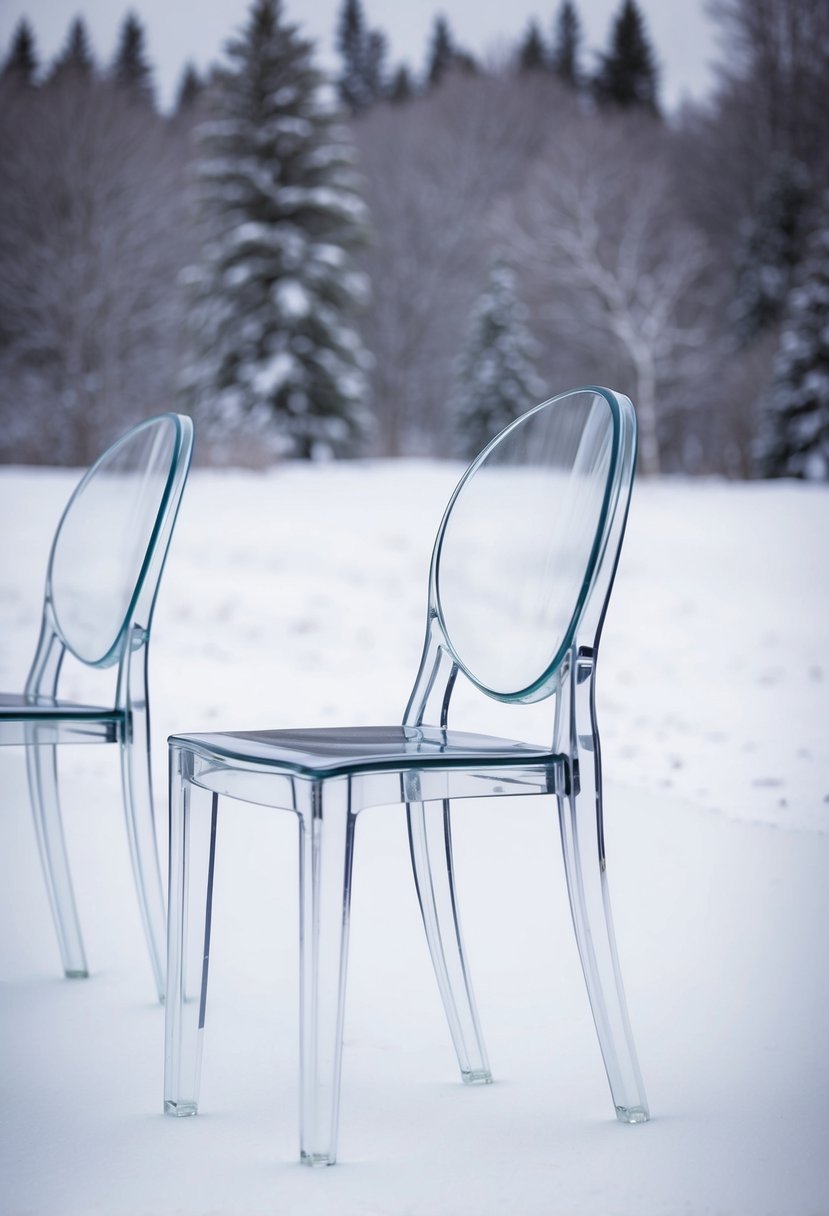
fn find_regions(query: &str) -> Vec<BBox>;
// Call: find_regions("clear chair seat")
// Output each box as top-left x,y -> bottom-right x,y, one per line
170,724 -> 558,778
0,694 -> 122,745
0,691 -> 121,718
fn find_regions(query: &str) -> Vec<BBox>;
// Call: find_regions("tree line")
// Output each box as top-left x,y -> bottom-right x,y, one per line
0,0 -> 827,477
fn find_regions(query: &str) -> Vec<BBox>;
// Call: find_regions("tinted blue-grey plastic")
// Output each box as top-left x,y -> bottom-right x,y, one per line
164,386 -> 647,1167
0,414 -> 194,998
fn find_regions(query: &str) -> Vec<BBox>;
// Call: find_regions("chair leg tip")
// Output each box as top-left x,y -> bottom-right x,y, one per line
64,968 -> 89,979
616,1104 -> 649,1124
300,1151 -> 335,1167
164,1100 -> 198,1117
462,1068 -> 493,1086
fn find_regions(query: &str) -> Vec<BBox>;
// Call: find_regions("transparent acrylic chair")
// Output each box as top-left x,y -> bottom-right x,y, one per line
165,386 -> 648,1163
0,413 -> 194,1001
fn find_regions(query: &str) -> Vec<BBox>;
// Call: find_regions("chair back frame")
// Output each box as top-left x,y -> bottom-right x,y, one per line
405,386 -> 637,727
23,414 -> 194,710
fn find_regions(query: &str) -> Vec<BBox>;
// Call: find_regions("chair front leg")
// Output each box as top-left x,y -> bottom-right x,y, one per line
556,648 -> 649,1123
298,779 -> 356,1167
164,754 -> 218,1117
407,798 -> 491,1084
119,637 -> 167,1002
25,731 -> 88,978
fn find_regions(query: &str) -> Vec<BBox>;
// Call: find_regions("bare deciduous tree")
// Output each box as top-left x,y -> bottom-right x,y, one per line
0,75 -> 189,463
501,114 -> 717,474
709,0 -> 829,177
355,73 -> 575,455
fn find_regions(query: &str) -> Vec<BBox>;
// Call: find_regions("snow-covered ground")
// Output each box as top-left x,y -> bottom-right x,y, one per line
1,462 -> 828,1215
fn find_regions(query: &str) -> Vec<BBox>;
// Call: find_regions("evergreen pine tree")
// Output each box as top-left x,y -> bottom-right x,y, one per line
335,0 -> 362,107
551,0 -> 581,89
364,29 -> 387,100
426,16 -> 455,89
49,16 -> 94,83
337,0 -> 367,111
519,21 -> 547,74
335,0 -> 387,113
453,49 -> 478,77
449,262 -> 543,459
756,200 -> 829,479
2,19 -> 38,87
388,63 -> 414,104
113,11 -> 154,104
175,63 -> 204,115
734,157 -> 812,344
593,0 -> 659,114
183,0 -> 371,459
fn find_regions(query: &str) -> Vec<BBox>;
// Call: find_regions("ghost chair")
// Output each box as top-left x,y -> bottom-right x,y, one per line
0,413 -> 194,1001
164,386 -> 648,1164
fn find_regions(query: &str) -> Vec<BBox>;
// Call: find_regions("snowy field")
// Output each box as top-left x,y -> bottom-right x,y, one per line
1,461 -> 828,1216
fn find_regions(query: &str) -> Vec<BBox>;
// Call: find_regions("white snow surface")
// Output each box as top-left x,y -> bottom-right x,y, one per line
1,462 -> 827,1216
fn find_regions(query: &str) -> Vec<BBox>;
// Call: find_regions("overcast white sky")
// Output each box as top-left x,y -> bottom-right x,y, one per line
0,1 -> 720,113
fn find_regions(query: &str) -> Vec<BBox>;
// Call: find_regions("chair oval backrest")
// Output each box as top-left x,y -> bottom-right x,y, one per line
432,387 -> 634,702
47,414 -> 192,667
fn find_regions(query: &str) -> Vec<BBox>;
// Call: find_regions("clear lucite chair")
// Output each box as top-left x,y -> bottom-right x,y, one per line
164,386 -> 648,1164
0,413 -> 194,1001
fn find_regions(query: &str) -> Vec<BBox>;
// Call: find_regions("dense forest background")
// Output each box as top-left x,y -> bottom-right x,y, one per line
0,0 -> 827,476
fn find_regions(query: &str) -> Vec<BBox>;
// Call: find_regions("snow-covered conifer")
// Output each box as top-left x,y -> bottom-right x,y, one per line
363,30 -> 388,102
756,200 -> 829,479
733,157 -> 811,344
183,0 -> 371,459
336,0 -> 387,113
449,262 -> 543,459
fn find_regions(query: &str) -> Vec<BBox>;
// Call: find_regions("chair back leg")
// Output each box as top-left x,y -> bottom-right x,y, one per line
25,732 -> 88,978
556,655 -> 649,1122
407,798 -> 491,1084
119,652 -> 167,1003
